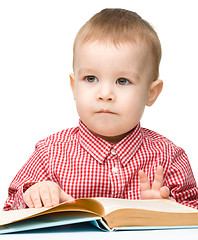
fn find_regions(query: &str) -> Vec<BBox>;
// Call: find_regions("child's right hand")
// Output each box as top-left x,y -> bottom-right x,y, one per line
23,181 -> 75,208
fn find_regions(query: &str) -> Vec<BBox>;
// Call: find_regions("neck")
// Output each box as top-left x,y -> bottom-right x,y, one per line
93,130 -> 133,144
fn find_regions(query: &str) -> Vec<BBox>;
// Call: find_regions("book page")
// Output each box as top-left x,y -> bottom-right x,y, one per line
0,198 -> 104,226
0,207 -> 49,226
0,201 -> 82,226
94,198 -> 198,215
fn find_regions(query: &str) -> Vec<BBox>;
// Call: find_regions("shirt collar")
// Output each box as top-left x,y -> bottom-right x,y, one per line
79,120 -> 143,166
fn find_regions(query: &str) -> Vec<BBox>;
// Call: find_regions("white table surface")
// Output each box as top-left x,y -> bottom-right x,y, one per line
1,222 -> 198,240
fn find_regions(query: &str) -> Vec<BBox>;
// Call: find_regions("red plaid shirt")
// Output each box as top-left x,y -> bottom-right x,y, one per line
4,121 -> 198,210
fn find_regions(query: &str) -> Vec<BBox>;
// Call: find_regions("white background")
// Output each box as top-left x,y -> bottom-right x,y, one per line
0,0 -> 198,211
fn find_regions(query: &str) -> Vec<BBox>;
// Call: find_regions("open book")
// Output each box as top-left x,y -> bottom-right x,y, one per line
1,198 -> 198,234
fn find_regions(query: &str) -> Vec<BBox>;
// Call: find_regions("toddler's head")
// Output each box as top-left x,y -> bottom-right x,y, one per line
70,8 -> 163,143
73,8 -> 161,81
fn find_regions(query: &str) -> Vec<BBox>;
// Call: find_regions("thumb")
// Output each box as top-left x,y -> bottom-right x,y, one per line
60,189 -> 75,203
160,186 -> 170,199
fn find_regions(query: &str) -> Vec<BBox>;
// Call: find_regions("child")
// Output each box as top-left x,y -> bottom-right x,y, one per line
4,8 -> 198,211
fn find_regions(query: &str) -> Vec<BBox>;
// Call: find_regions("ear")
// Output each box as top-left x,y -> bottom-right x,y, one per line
146,80 -> 163,106
69,73 -> 76,100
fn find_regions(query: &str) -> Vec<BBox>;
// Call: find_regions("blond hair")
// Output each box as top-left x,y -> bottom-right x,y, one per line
73,8 -> 161,80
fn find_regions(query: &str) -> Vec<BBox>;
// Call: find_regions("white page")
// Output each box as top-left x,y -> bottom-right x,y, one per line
94,198 -> 198,215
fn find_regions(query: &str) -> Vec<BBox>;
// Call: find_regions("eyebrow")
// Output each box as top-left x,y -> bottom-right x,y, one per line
77,68 -> 140,81
117,70 -> 140,81
77,68 -> 97,75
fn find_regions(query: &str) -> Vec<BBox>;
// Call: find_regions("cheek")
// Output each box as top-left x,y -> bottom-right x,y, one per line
75,83 -> 93,100
75,97 -> 87,113
121,90 -> 147,117
123,102 -> 144,118
75,90 -> 92,117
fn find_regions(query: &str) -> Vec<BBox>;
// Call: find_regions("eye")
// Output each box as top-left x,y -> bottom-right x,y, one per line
85,76 -> 98,83
116,78 -> 131,85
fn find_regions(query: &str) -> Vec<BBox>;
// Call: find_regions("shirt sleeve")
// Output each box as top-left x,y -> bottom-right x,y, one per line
164,147 -> 198,209
3,139 -> 51,211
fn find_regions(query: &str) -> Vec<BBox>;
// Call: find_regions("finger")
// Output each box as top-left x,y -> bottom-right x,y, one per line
160,186 -> 170,199
60,190 -> 75,203
49,184 -> 60,207
139,170 -> 151,192
152,166 -> 164,191
39,184 -> 53,208
23,191 -> 34,208
30,187 -> 43,208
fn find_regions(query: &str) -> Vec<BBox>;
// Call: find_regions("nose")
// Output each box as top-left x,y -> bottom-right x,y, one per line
97,83 -> 115,101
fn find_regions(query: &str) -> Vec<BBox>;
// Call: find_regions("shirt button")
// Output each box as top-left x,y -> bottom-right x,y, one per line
111,148 -> 116,155
112,167 -> 118,174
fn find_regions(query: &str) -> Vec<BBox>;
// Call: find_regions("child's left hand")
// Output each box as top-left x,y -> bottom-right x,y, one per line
139,165 -> 170,199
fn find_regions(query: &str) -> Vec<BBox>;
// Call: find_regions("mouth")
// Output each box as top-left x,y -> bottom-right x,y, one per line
96,110 -> 116,114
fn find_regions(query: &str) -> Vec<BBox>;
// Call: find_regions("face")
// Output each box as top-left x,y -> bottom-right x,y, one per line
70,41 -> 162,144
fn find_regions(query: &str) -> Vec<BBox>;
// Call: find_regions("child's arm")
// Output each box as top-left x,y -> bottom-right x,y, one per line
139,165 -> 170,199
3,138 -> 74,210
23,181 -> 74,208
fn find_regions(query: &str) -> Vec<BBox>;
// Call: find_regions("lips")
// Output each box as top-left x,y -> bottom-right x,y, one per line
97,110 -> 116,114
